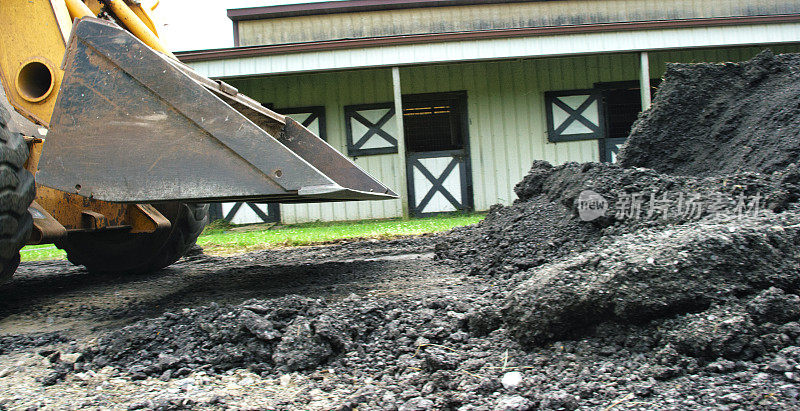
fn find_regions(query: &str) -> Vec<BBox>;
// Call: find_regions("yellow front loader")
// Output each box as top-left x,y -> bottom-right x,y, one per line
0,0 -> 396,280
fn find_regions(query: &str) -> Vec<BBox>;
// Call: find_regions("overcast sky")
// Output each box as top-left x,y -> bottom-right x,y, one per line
153,0 -> 335,52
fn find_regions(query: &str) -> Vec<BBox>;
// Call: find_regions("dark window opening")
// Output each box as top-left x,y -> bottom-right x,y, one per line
595,80 -> 661,163
596,80 -> 661,139
403,95 -> 465,153
604,87 -> 643,139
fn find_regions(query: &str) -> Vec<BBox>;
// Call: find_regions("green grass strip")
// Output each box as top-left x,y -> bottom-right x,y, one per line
198,212 -> 484,255
20,212 -> 484,261
19,244 -> 66,262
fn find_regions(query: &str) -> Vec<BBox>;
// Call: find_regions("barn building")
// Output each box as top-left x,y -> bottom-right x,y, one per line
175,0 -> 800,224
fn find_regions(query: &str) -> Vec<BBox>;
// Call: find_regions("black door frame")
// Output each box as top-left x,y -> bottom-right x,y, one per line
594,80 -> 660,163
402,91 -> 473,216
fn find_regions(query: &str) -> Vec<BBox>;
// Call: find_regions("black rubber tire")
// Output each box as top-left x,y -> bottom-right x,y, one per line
57,203 -> 209,275
0,106 -> 35,282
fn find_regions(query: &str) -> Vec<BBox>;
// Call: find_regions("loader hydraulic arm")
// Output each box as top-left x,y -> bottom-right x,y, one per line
0,0 -> 170,127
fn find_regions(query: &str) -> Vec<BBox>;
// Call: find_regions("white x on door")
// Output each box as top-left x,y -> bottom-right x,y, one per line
407,151 -> 469,215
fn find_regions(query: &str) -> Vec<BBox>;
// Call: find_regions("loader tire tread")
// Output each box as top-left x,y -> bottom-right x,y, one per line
139,203 -> 209,271
0,164 -> 20,190
0,105 -> 34,282
58,203 -> 209,275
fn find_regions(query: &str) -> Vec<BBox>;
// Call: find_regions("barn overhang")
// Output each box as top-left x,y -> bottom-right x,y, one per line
176,15 -> 800,78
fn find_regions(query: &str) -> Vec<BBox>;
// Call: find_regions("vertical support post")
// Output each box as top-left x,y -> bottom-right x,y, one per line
233,21 -> 240,47
639,51 -> 652,110
392,66 -> 410,219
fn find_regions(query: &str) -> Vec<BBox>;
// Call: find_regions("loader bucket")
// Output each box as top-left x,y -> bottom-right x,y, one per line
36,18 -> 397,204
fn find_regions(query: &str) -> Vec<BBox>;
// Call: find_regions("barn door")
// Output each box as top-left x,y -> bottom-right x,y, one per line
600,137 -> 628,163
209,202 -> 280,225
407,151 -> 470,215
594,80 -> 660,163
403,92 -> 472,216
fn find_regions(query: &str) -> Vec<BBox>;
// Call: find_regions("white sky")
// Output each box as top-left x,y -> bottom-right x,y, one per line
153,0 -> 336,52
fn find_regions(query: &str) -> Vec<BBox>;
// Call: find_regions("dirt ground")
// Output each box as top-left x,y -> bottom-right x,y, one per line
0,238 -> 458,409
1,238 -> 437,338
0,231 -> 797,410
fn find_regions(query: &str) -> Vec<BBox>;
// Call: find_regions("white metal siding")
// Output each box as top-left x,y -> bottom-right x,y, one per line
648,44 -> 800,74
237,0 -> 799,46
397,56 -> 628,209
225,45 -> 800,223
234,69 -> 405,224
191,23 -> 800,78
